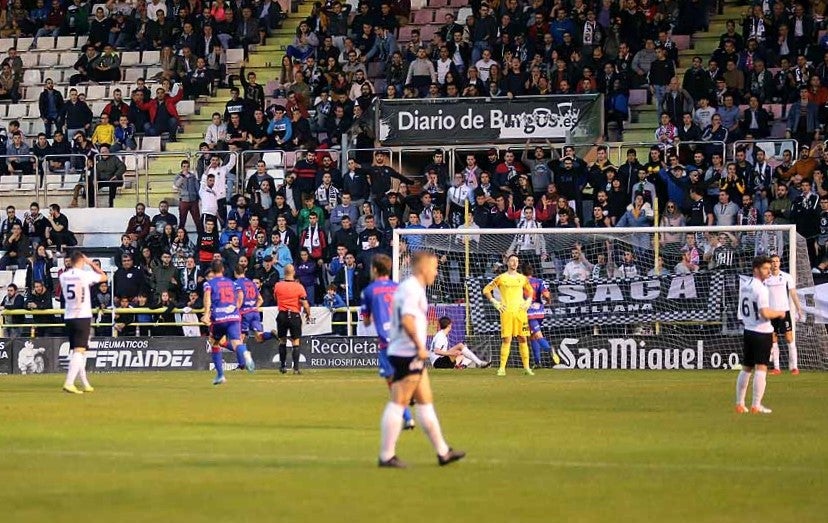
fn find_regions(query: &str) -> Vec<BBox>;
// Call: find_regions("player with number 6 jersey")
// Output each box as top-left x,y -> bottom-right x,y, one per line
736,256 -> 786,414
60,250 -> 108,394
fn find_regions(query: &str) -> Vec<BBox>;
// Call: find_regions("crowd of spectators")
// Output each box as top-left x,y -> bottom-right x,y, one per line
2,0 -> 828,337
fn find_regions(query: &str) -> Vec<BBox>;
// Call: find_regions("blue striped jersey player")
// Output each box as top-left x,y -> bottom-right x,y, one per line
202,260 -> 253,385
361,254 -> 415,430
523,263 -> 560,368
234,268 -> 275,367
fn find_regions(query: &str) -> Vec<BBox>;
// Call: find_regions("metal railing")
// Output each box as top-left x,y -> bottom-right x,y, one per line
142,151 -> 190,203
732,139 -> 799,167
41,153 -> 89,201
616,140 -> 728,163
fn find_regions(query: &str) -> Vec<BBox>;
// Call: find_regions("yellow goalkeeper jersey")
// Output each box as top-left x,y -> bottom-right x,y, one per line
483,272 -> 533,312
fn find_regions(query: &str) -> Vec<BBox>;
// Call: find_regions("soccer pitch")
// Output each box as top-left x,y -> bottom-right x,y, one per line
1,370 -> 826,523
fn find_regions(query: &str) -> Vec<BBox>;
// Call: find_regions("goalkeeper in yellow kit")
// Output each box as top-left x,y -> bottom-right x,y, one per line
482,254 -> 535,376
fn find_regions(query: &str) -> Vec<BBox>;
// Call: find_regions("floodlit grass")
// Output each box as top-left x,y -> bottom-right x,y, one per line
1,369 -> 826,523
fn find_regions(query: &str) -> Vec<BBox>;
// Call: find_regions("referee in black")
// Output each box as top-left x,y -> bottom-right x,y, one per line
273,264 -> 312,374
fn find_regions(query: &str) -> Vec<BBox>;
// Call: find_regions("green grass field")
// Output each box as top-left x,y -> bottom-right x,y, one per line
1,369 -> 827,523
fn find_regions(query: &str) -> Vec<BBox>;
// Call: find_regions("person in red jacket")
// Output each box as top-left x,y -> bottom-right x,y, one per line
241,214 -> 265,257
137,86 -> 185,141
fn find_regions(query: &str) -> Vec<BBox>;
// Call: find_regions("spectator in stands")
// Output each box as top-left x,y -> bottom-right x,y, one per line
205,113 -> 228,150
139,87 -> 185,141
4,132 -> 34,175
113,254 -> 144,303
38,78 -> 65,138
91,114 -> 116,148
90,144 -> 126,208
0,222 -> 27,269
44,204 -> 74,250
1,283 -> 25,336
0,61 -> 19,103
62,88 -> 93,139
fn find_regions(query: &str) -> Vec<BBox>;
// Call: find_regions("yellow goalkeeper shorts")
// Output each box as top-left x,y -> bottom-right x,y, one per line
500,311 -> 529,338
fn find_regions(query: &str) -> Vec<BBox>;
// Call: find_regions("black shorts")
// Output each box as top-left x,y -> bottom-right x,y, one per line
771,311 -> 793,335
276,310 -> 302,339
432,356 -> 454,369
66,318 -> 92,351
388,355 -> 424,383
742,330 -> 773,368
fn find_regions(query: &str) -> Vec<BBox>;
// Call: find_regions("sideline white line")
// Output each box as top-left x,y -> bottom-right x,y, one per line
2,448 -> 818,474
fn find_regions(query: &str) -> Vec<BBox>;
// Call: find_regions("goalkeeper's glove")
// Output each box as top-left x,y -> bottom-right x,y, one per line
522,299 -> 532,311
490,299 -> 506,313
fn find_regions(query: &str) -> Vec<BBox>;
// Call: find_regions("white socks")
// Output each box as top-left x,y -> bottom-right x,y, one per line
461,346 -> 483,366
788,342 -> 798,370
415,403 -> 450,457
736,370 -> 751,406
379,402 -> 405,462
64,351 -> 85,388
752,370 -> 767,408
78,353 -> 91,388
771,343 -> 780,370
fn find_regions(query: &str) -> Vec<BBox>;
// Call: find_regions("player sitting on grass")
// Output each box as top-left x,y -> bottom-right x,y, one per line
361,254 -> 415,430
736,256 -> 787,414
429,316 -> 490,369
522,263 -> 560,368
483,254 -> 534,376
203,260 -> 251,385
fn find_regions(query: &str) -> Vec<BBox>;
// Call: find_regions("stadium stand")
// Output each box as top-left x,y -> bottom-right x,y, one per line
0,0 -> 827,333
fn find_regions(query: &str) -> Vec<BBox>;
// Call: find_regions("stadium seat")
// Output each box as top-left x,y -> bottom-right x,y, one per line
91,101 -> 108,115
145,66 -> 162,78
226,48 -> 245,64
55,36 -> 77,49
456,7 -> 473,20
37,52 -> 59,68
672,35 -> 691,50
19,175 -> 37,191
176,100 -> 196,115
123,68 -> 146,82
0,270 -> 13,290
6,103 -> 27,118
86,85 -> 108,100
36,36 -> 56,50
141,50 -> 160,65
21,53 -> 38,69
0,38 -> 14,51
139,136 -> 162,151
0,177 -> 17,192
412,11 -> 433,25
11,269 -> 26,290
120,51 -> 141,66
16,37 -> 33,50
449,0 -> 466,6
262,151 -> 284,168
58,51 -> 78,67
30,119 -> 45,136
430,0 -> 448,7
629,89 -> 648,106
398,26 -> 414,43
22,69 -> 42,86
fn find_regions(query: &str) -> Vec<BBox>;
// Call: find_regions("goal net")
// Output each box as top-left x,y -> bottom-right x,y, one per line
392,225 -> 828,371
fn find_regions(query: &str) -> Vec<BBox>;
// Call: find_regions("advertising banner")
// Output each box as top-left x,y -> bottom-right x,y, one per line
11,338 -> 60,375
59,337 -> 208,372
467,272 -> 725,330
0,338 -> 11,375
376,95 -> 604,146
299,336 -> 379,368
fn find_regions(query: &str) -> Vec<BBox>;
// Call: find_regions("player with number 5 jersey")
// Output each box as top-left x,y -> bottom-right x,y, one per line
60,250 -> 108,394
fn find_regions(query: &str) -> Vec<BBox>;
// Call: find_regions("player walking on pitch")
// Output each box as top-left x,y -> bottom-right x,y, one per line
361,254 -> 415,430
483,254 -> 534,376
61,251 -> 108,394
766,255 -> 804,375
203,260 -> 252,385
522,263 -> 560,368
378,250 -> 465,468
736,256 -> 786,414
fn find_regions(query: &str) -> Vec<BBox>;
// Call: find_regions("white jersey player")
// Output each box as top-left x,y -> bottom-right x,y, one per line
765,255 -> 804,374
735,256 -> 785,414
429,316 -> 489,369
59,251 -> 107,394
378,250 -> 465,468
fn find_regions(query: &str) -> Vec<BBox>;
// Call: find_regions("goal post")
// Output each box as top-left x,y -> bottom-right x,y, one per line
392,225 -> 828,371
